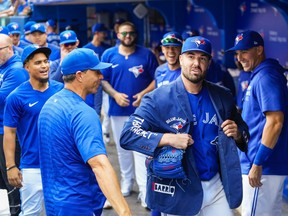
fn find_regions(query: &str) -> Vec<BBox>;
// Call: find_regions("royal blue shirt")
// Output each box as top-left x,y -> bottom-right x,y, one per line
38,89 -> 106,215
154,63 -> 181,88
101,45 -> 158,116
187,87 -> 219,180
4,80 -> 63,168
240,58 -> 288,175
47,43 -> 60,61
83,42 -> 110,59
0,55 -> 29,134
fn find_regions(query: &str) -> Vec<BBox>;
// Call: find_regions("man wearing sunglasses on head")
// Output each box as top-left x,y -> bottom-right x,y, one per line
101,21 -> 158,209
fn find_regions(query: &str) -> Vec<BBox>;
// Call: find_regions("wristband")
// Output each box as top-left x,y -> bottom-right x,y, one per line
6,165 -> 17,171
254,144 -> 273,166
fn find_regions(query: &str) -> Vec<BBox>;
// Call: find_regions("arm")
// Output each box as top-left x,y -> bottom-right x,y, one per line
132,80 -> 155,107
102,80 -> 129,107
248,111 -> 284,188
88,154 -> 131,216
3,126 -> 22,188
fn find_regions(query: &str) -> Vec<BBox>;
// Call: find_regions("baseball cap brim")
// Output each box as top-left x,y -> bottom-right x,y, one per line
90,62 -> 112,70
22,47 -> 51,63
225,45 -> 251,52
10,30 -> 21,35
59,39 -> 77,45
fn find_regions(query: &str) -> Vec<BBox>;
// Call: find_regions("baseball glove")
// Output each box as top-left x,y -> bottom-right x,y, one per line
151,146 -> 187,179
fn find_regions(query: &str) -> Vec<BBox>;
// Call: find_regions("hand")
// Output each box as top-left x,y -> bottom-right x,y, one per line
132,93 -> 144,107
161,133 -> 194,150
221,119 -> 241,140
248,164 -> 263,188
114,92 -> 130,107
7,168 -> 23,188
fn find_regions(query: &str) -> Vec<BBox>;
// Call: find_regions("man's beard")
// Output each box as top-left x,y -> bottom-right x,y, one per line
121,40 -> 136,47
182,70 -> 206,84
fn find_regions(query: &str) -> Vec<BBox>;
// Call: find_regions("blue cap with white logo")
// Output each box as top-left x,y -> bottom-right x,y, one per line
30,23 -> 46,34
59,30 -> 78,45
181,36 -> 212,56
226,30 -> 264,52
161,31 -> 183,47
7,22 -> 21,35
61,48 -> 112,75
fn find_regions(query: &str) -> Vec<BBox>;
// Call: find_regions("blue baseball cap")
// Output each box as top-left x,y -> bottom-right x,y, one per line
30,23 -> 46,34
181,36 -> 212,56
59,30 -> 78,45
61,48 -> 112,75
161,31 -> 183,47
0,26 -> 9,35
92,23 -> 107,33
115,18 -> 125,25
22,44 -> 51,64
226,30 -> 264,52
7,22 -> 21,35
24,21 -> 36,34
46,19 -> 56,27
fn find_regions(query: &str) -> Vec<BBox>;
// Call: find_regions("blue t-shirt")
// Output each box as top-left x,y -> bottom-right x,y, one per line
4,80 -> 63,168
154,63 -> 181,88
187,87 -> 219,180
0,55 -> 29,134
240,58 -> 288,175
101,45 -> 158,116
38,89 -> 106,215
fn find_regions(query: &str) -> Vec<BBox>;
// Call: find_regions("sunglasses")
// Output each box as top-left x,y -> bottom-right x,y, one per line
161,37 -> 182,45
64,42 -> 76,47
120,31 -> 136,37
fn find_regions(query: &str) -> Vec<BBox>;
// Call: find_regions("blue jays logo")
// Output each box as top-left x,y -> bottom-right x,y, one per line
210,136 -> 218,146
11,24 -> 18,30
33,24 -> 41,30
128,65 -> 144,78
235,34 -> 243,45
170,122 -> 183,132
194,39 -> 206,47
63,32 -> 71,39
239,2 -> 247,15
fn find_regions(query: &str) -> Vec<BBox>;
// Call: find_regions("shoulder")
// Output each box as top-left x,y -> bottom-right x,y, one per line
48,44 -> 60,51
49,80 -> 64,89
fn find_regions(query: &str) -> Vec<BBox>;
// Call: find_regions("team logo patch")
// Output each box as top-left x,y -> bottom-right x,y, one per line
194,39 -> 206,47
63,32 -> 71,39
11,24 -> 18,30
152,182 -> 175,196
128,65 -> 144,78
235,34 -> 243,45
166,117 -> 186,133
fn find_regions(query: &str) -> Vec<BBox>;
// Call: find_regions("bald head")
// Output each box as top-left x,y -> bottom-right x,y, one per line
0,33 -> 13,46
0,34 -> 15,66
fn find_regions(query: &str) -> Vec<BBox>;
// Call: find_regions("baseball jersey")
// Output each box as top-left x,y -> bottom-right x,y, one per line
154,63 -> 181,88
38,88 -> 106,215
47,32 -> 60,46
187,87 -> 219,180
101,45 -> 158,116
240,58 -> 288,175
4,80 -> 63,168
0,55 -> 29,134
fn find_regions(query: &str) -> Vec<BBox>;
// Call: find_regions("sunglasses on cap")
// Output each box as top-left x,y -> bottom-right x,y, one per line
161,37 -> 182,45
120,31 -> 136,37
64,42 -> 77,47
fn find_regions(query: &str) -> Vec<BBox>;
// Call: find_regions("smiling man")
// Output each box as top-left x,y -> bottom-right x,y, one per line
3,44 -> 63,215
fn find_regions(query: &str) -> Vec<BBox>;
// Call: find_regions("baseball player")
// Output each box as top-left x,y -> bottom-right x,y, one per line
38,48 -> 131,215
120,36 -> 249,215
0,34 -> 29,216
101,21 -> 158,208
227,30 -> 288,216
4,44 -> 63,215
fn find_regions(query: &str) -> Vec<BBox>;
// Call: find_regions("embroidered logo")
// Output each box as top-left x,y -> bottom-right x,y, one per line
166,117 -> 186,133
128,65 -> 144,78
29,101 -> 39,107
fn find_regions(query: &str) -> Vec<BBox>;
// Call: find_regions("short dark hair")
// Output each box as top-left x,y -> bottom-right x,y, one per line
62,74 -> 76,83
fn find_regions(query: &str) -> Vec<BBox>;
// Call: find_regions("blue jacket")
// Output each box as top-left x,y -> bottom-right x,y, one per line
120,77 -> 249,215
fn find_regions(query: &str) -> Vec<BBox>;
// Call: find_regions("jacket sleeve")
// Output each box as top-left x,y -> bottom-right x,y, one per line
120,93 -> 163,156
